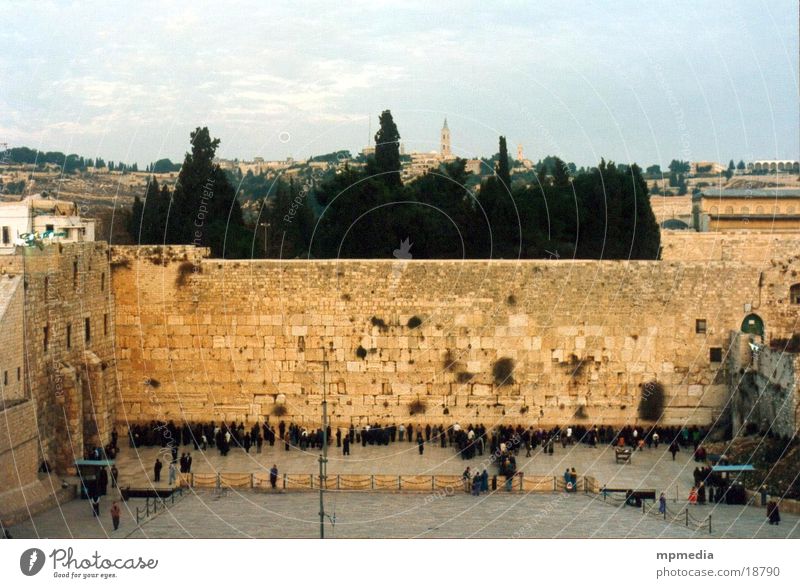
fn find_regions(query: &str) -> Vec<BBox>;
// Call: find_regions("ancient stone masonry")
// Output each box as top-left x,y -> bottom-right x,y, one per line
729,332 -> 800,437
111,236 -> 800,429
17,242 -> 117,472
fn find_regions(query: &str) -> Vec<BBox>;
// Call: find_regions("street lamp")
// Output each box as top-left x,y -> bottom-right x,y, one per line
318,347 -> 329,538
259,222 -> 270,257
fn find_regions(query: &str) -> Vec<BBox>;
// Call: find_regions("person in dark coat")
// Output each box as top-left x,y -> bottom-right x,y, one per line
342,436 -> 350,456
336,429 -> 342,447
417,433 -> 424,455
481,469 -> 489,493
269,464 -> 279,489
91,495 -> 101,517
669,440 -> 680,461
153,459 -> 162,482
110,465 -> 119,489
768,501 -> 781,525
110,501 -> 121,531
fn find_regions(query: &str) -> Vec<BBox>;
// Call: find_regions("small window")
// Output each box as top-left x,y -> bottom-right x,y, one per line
101,272 -> 105,292
1,226 -> 9,244
103,314 -> 108,336
66,324 -> 72,349
44,276 -> 48,300
17,367 -> 20,381
84,318 -> 91,343
791,284 -> 800,305
695,319 -> 707,334
45,224 -> 54,232
3,371 -> 7,386
710,347 -> 723,363
73,260 -> 78,290
43,325 -> 49,352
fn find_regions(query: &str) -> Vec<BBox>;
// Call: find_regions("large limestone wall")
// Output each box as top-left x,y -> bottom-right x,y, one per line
111,244 -> 799,429
660,231 -> 800,263
20,242 -> 117,471
0,400 -> 39,513
0,274 -> 25,403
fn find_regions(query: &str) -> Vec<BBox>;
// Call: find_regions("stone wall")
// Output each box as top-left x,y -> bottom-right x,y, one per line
0,400 -> 41,521
660,231 -> 800,263
19,242 -> 117,472
730,333 -> 799,437
110,243 -> 800,429
0,274 -> 25,403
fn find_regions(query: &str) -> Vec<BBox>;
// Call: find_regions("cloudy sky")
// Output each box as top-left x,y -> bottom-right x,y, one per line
1,0 -> 797,167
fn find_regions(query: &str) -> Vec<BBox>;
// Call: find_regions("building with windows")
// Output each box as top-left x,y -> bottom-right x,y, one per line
692,188 -> 800,232
0,194 -> 95,251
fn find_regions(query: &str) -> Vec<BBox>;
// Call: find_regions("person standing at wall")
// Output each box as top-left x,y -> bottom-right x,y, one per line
153,458 -> 162,482
269,465 -> 279,490
168,461 -> 177,486
109,501 -> 121,531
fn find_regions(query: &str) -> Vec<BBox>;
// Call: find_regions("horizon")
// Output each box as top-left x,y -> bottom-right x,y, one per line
1,1 -> 798,168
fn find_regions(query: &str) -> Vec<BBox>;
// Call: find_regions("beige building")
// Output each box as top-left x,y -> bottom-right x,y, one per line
693,188 -> 800,232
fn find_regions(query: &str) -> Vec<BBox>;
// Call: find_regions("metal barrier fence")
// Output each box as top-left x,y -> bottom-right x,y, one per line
175,472 -> 600,493
134,487 -> 184,525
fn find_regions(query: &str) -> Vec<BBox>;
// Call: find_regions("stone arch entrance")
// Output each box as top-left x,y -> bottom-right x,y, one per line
741,313 -> 764,338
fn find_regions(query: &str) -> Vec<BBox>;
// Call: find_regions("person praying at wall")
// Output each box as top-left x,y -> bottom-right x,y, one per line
417,432 -> 424,455
153,458 -> 162,482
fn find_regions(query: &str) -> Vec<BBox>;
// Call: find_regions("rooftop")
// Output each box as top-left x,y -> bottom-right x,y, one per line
700,189 -> 800,199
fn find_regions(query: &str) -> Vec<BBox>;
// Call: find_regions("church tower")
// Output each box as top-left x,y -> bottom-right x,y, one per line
440,118 -> 451,159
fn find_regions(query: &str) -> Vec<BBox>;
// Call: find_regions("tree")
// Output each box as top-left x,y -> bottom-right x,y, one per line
645,164 -> 661,177
373,110 -> 402,187
166,127 -> 251,257
737,160 -> 746,171
496,136 -> 511,190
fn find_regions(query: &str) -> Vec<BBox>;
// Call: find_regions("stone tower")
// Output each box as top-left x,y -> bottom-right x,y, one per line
440,118 -> 451,159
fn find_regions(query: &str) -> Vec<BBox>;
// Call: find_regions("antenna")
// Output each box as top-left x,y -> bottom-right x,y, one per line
368,116 -> 372,147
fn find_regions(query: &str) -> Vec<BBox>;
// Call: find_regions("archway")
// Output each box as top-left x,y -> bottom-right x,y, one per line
741,313 -> 764,338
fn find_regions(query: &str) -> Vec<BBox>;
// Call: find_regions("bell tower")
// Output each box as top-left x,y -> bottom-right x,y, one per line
440,118 -> 451,159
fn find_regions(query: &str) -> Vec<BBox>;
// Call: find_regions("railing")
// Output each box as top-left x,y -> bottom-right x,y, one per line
133,487 -> 184,525
174,472 -> 597,493
641,499 -> 713,535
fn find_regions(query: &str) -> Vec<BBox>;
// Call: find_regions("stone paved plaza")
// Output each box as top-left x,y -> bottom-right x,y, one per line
8,441 -> 800,539
10,488 -> 800,539
113,440 -> 704,497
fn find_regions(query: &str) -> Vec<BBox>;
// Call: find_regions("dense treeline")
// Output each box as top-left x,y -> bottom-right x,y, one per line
4,147 -> 137,172
127,112 -> 660,260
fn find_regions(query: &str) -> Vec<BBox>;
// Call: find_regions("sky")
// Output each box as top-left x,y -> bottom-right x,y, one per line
0,0 -> 797,168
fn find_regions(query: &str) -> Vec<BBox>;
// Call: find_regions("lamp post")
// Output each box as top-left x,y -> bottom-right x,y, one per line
318,347 -> 328,538
259,222 -> 270,257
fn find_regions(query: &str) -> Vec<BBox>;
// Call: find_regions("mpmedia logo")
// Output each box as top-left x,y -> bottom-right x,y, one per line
20,548 -> 46,576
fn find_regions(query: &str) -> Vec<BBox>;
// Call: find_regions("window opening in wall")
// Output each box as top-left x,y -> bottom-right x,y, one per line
43,325 -> 49,351
3,371 -> 7,386
790,283 -> 800,305
710,347 -> 723,363
73,260 -> 78,290
66,323 -> 72,349
104,314 -> 108,336
17,367 -> 20,381
101,272 -> 105,292
695,319 -> 707,334
85,318 -> 91,343
1,226 -> 9,244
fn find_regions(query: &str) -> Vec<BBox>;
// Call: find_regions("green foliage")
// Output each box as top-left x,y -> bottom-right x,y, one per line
373,110 -> 402,187
150,158 -> 180,173
127,128 -> 251,258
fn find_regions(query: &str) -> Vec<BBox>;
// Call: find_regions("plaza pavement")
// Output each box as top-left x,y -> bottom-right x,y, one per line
9,441 -> 799,539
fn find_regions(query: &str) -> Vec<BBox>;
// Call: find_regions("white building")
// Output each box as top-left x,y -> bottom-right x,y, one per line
0,194 -> 95,252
